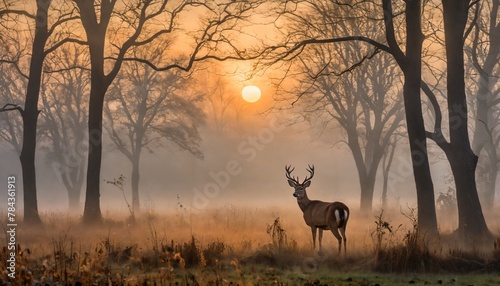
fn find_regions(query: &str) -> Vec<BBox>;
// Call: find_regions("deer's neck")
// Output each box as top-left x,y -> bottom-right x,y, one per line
297,193 -> 311,212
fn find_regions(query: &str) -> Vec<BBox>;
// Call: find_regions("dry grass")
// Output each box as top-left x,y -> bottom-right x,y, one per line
1,205 -> 499,285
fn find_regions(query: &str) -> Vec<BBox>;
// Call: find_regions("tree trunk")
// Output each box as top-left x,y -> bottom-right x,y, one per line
82,84 -> 105,224
442,0 -> 491,241
477,142 -> 498,210
381,173 -> 388,209
472,74 -> 496,211
359,172 -> 376,213
59,160 -> 84,212
68,178 -> 83,212
78,1 -> 111,224
69,159 -> 85,212
347,121 -> 387,213
20,0 -> 52,225
82,63 -> 107,223
470,0 -> 500,211
483,148 -> 498,209
471,0 -> 499,155
447,152 -> 490,240
471,74 -> 491,154
402,0 -> 438,236
131,151 -> 141,213
20,140 -> 41,224
347,129 -> 373,214
402,78 -> 438,235
381,140 -> 397,209
485,162 -> 498,209
68,189 -> 80,211
382,0 -> 438,235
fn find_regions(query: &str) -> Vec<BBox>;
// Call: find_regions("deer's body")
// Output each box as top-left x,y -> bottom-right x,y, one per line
286,165 -> 349,254
298,199 -> 349,230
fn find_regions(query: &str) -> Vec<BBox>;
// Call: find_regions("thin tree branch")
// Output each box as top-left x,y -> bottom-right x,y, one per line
274,36 -> 391,65
45,38 -> 88,56
381,0 -> 406,65
420,80 -> 443,138
0,9 -> 35,19
0,59 -> 29,79
0,103 -> 24,115
464,0 -> 480,42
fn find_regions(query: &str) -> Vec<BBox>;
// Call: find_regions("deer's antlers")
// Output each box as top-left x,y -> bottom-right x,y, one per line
285,165 -> 299,184
285,164 -> 315,185
303,164 -> 315,184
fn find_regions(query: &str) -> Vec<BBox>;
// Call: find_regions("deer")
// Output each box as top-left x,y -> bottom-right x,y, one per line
285,164 -> 349,254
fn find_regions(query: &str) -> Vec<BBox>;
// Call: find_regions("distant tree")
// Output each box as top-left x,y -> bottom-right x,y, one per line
381,137 -> 398,209
196,63 -> 246,135
289,43 -> 404,213
0,10 -> 27,153
204,74 -> 239,134
40,44 -> 89,211
104,47 -> 204,213
0,63 -> 26,154
468,0 -> 500,210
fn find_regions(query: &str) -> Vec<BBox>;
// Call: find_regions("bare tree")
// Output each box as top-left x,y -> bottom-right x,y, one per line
0,0 -> 49,224
315,9 -> 403,213
468,0 -> 500,210
104,47 -> 204,213
39,44 -> 89,211
288,44 -> 404,213
0,10 -> 27,153
0,64 -> 26,154
204,73 -> 239,134
74,0 -> 266,223
0,0 -> 80,224
194,63 -> 250,137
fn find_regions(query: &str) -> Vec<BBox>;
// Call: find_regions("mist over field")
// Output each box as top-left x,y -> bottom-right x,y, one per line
0,114 -> 421,214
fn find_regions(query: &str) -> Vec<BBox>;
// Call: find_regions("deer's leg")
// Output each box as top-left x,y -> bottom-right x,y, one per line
318,229 -> 324,253
339,225 -> 347,255
330,227 -> 342,254
311,227 -> 317,250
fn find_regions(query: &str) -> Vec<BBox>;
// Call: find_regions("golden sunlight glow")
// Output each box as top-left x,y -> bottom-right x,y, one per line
241,85 -> 262,103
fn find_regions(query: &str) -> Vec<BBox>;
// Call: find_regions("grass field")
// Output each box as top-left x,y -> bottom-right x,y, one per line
1,205 -> 499,285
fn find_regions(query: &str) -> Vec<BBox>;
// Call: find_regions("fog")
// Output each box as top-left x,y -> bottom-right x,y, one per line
0,105 -> 427,216
0,62 -> 482,227
0,50 -> 493,227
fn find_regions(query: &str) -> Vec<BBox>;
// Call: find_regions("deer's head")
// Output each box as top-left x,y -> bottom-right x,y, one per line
285,165 -> 314,199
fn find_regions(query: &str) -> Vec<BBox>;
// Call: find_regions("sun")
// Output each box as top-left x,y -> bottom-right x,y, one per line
241,85 -> 262,103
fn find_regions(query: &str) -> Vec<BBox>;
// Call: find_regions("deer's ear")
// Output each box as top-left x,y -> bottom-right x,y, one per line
288,180 -> 296,187
303,180 -> 311,187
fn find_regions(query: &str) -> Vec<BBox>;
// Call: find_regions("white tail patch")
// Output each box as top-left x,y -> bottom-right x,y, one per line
344,210 -> 349,221
334,209 -> 341,225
